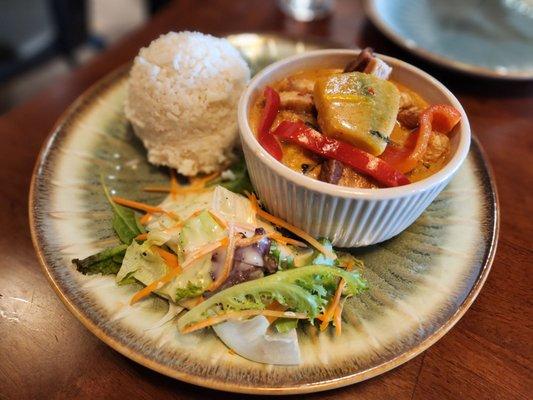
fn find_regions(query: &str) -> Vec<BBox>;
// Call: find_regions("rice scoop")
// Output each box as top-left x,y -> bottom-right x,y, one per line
125,31 -> 250,176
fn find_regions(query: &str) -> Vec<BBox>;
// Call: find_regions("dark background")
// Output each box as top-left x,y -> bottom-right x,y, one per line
0,0 -> 166,113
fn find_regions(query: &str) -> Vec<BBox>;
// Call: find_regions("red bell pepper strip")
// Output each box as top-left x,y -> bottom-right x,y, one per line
428,104 -> 462,133
272,121 -> 410,187
257,86 -> 282,161
380,130 -> 417,171
384,104 -> 461,174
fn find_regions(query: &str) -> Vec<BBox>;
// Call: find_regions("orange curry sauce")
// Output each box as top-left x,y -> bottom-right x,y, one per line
249,69 -> 451,188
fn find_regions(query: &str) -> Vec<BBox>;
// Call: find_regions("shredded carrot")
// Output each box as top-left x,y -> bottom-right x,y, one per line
234,231 -> 300,248
153,246 -> 181,272
185,186 -> 211,193
269,232 -> 307,247
170,169 -> 179,199
265,301 -> 287,323
130,238 -> 227,305
143,170 -> 218,195
143,186 -> 210,194
232,221 -> 259,234
139,213 -> 153,225
208,226 -> 237,291
162,223 -> 183,235
333,298 -> 345,336
112,195 -> 180,222
191,171 -> 220,188
164,210 -> 181,221
186,209 -> 203,220
319,278 -> 346,331
236,234 -> 268,248
143,168 -> 218,195
180,309 -> 308,334
112,196 -> 164,214
161,210 -> 202,234
143,186 -> 172,193
248,194 -> 336,259
160,209 -> 216,236
131,276 -> 172,305
135,233 -> 148,241
208,209 -> 229,229
183,237 -> 228,268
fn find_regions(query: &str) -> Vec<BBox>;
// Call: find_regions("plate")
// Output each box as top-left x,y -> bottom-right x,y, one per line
364,0 -> 533,80
29,33 -> 499,394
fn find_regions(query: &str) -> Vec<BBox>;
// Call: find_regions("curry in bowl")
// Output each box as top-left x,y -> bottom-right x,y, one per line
249,48 -> 462,188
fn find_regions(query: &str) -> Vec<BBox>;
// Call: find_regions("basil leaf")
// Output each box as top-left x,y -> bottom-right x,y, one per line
112,207 -> 143,244
101,178 -> 144,244
72,244 -> 128,275
208,157 -> 253,195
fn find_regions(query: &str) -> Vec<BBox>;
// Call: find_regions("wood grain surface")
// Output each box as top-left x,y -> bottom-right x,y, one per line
1,1 -> 531,399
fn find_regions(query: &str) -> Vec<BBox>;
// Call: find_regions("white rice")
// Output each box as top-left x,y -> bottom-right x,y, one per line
125,31 -> 250,176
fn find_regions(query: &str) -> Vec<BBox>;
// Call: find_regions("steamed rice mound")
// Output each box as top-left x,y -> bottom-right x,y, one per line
125,31 -> 250,176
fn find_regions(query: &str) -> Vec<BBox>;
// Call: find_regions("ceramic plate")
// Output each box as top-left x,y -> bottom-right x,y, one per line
29,34 -> 499,394
365,0 -> 533,80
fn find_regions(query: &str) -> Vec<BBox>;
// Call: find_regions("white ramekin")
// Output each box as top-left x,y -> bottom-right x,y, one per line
238,49 -> 471,247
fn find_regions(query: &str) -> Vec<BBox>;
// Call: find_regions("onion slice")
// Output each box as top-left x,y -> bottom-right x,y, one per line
212,316 -> 301,365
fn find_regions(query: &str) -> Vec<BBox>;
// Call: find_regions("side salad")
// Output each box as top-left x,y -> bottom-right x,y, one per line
73,161 -> 367,365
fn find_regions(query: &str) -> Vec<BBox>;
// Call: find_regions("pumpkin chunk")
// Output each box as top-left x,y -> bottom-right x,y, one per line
314,72 -> 400,155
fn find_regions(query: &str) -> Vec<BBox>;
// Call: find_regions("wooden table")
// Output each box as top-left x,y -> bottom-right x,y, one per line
1,1 -> 531,399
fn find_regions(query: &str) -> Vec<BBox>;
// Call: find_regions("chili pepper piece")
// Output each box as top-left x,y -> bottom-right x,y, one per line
257,86 -> 283,161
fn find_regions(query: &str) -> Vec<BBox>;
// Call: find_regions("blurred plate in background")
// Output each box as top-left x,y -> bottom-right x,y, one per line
364,0 -> 533,80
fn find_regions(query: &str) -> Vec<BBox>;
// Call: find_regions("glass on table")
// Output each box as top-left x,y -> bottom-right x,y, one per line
278,0 -> 334,22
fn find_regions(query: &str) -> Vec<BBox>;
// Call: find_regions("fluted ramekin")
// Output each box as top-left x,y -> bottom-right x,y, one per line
238,50 -> 471,247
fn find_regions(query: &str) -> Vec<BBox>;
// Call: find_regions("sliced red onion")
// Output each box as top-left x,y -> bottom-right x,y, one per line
234,245 -> 264,267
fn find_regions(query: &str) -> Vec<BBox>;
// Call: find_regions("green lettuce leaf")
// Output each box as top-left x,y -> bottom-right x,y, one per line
175,282 -> 205,302
178,210 -> 226,256
309,239 -> 338,266
211,185 -> 257,226
117,270 -> 138,286
273,318 -> 298,333
268,239 -> 343,270
72,244 -> 128,275
268,242 -> 295,270
116,242 -> 213,301
177,265 -> 367,332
